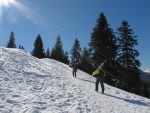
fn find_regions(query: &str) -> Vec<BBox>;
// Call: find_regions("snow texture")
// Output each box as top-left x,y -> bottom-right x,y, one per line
0,47 -> 150,113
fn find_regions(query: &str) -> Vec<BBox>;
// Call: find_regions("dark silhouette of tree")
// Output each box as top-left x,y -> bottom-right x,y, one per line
32,34 -> 45,58
7,32 -> 16,48
50,35 -> 65,62
46,48 -> 50,58
89,12 -> 117,66
117,21 -> 141,93
89,12 -> 117,85
19,45 -> 25,50
63,52 -> 70,64
70,38 -> 81,63
80,47 -> 93,74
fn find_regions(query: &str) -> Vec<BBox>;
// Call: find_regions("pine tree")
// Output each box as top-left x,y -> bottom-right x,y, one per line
117,21 -> 141,92
50,35 -> 64,62
50,47 -> 56,59
63,52 -> 70,64
70,38 -> 81,63
46,48 -> 50,58
32,34 -> 45,58
19,45 -> 25,50
7,32 -> 16,48
80,47 -> 93,74
88,12 -> 117,85
89,12 -> 117,66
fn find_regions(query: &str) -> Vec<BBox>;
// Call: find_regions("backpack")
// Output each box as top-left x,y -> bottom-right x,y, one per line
92,68 -> 100,76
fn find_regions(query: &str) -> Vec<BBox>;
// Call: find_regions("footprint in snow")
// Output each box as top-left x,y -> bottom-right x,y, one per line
12,95 -> 20,98
0,105 -> 4,108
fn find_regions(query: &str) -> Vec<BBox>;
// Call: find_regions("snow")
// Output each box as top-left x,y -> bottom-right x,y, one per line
144,68 -> 150,73
0,47 -> 150,113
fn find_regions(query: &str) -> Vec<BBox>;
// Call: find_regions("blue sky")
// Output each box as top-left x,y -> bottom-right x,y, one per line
0,0 -> 150,70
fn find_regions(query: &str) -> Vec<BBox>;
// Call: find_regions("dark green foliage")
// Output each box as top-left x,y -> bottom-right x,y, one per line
89,12 -> 117,66
7,32 -> 16,48
89,12 -> 117,85
80,47 -> 93,74
116,21 -> 141,93
46,48 -> 50,58
117,21 -> 141,70
32,34 -> 45,58
70,38 -> 81,63
19,45 -> 25,50
63,52 -> 70,64
50,35 -> 67,63
50,35 -> 64,61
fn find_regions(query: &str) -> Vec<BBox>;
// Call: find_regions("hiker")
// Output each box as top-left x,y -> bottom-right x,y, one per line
93,66 -> 105,93
71,61 -> 78,78
92,60 -> 107,93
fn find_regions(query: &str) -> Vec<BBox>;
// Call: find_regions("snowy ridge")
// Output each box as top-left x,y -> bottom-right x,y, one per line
144,68 -> 150,73
0,48 -> 150,113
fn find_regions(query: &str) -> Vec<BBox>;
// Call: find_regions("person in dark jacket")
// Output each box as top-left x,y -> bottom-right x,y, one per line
71,61 -> 78,78
92,66 -> 105,93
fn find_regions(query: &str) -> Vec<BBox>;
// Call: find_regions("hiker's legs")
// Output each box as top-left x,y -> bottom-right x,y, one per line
73,71 -> 76,77
74,71 -> 76,78
95,78 -> 99,91
100,81 -> 104,93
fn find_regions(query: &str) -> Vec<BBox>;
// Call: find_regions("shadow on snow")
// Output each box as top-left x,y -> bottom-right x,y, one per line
104,93 -> 150,107
77,78 -> 150,107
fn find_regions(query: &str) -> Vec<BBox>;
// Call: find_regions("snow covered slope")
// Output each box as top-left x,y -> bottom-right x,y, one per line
0,48 -> 150,113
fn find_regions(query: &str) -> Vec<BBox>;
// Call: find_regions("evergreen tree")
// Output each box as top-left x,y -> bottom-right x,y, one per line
117,21 -> 141,92
89,12 -> 117,66
19,45 -> 25,50
63,52 -> 70,64
46,48 -> 50,58
89,12 -> 117,85
70,38 -> 81,63
80,47 -> 93,74
50,47 -> 56,59
32,34 -> 45,58
7,32 -> 16,48
50,35 -> 64,62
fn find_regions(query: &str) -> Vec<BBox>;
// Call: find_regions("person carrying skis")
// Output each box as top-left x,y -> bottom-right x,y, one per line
92,60 -> 107,93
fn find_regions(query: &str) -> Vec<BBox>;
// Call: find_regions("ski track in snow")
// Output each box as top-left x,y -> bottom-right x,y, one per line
0,48 -> 150,113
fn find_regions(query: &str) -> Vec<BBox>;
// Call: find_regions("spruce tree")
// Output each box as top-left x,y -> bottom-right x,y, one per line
80,47 -> 93,74
70,38 -> 81,63
88,12 -> 117,85
7,32 -> 16,48
50,35 -> 64,62
63,52 -> 70,64
19,45 -> 25,50
46,48 -> 50,58
89,12 -> 117,66
32,34 -> 45,58
50,47 -> 56,59
117,21 -> 141,92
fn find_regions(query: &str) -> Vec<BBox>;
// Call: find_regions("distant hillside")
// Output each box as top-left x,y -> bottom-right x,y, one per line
140,70 -> 150,83
144,68 -> 150,73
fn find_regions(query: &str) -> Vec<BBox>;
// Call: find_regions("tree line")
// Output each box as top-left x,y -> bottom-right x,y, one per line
5,12 -> 149,98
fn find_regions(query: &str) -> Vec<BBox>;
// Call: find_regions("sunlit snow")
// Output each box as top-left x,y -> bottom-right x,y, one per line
0,47 -> 149,113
